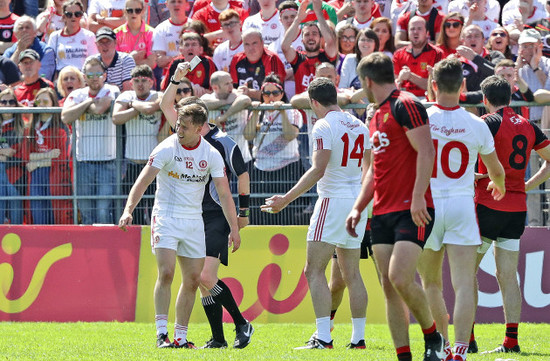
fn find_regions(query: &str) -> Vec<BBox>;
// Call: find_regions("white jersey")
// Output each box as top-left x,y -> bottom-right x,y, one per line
88,0 -> 126,16
115,90 -> 163,160
212,40 -> 243,73
428,104 -> 494,198
242,10 -> 284,46
207,108 -> 252,163
468,18 -> 498,39
64,84 -> 120,161
448,0 -> 500,22
48,28 -> 99,71
150,134 -> 225,219
312,111 -> 370,198
152,19 -> 186,58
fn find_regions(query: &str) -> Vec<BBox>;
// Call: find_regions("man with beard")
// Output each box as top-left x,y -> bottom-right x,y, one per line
393,16 -> 443,99
282,0 -> 338,96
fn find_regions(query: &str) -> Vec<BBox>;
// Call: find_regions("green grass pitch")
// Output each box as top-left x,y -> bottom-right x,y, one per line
1,322 -> 549,360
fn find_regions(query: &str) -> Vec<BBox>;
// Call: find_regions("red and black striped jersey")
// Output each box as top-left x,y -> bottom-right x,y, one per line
229,49 -> 286,90
476,107 -> 550,212
290,49 -> 337,95
369,89 -> 434,215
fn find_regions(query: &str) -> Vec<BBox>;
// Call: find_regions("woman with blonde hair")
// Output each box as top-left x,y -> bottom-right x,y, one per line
25,88 -> 73,224
0,88 -> 26,224
56,65 -> 85,105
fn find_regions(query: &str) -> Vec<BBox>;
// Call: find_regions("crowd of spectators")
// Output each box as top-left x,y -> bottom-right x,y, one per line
0,0 -> 549,225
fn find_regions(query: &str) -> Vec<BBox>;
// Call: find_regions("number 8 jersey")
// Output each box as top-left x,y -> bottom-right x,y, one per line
428,104 -> 494,198
312,111 -> 370,198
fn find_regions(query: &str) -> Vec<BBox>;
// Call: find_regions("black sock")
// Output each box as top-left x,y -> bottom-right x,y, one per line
202,295 -> 225,342
210,279 -> 247,326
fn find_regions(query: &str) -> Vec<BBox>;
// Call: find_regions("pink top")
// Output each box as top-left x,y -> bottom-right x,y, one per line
114,21 -> 154,57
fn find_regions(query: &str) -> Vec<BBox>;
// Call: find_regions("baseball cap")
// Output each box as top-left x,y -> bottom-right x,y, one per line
19,49 -> 40,62
518,28 -> 542,44
96,27 -> 116,41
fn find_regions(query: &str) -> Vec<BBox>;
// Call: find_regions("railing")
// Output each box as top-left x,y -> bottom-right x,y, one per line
1,101 -> 549,226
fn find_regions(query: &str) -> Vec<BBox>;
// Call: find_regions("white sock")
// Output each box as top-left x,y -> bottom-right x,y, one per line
316,316 -> 331,343
174,324 -> 188,345
155,314 -> 168,336
351,317 -> 366,344
454,341 -> 468,360
330,317 -> 335,331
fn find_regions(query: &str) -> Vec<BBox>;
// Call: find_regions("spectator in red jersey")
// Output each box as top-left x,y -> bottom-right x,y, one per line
371,17 -> 395,58
56,65 -> 85,106
182,20 -> 213,56
14,49 -> 55,108
191,0 -> 248,47
0,0 -> 19,54
436,12 -> 464,58
393,16 -> 443,99
114,0 -> 156,70
230,29 -> 286,101
486,26 -> 513,60
395,0 -> 444,49
25,88 -> 72,225
161,32 -> 217,96
282,0 -> 338,96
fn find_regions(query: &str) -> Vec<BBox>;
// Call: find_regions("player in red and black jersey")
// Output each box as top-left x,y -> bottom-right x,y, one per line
393,16 -> 443,99
229,30 -> 286,101
347,53 -> 444,361
282,0 -> 338,95
473,76 -> 550,355
161,33 -> 216,94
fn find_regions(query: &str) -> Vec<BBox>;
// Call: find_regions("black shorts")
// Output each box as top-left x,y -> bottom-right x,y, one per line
371,208 -> 435,249
332,229 -> 373,259
203,210 -> 230,266
476,204 -> 526,240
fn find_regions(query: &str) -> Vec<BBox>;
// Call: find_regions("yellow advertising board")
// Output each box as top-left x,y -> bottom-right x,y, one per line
135,226 -> 387,324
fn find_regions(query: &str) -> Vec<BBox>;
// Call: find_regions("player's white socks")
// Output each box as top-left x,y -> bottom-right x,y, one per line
155,314 -> 168,336
316,317 -> 332,343
330,317 -> 335,331
174,324 -> 188,345
453,341 -> 468,360
351,317 -> 366,344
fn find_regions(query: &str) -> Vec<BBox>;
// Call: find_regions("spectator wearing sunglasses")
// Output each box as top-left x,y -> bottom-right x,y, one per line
87,27 -> 136,91
61,57 -> 120,224
48,0 -> 98,75
436,12 -> 464,58
14,49 -> 55,108
37,0 -> 89,44
113,64 -> 167,225
0,0 -> 18,55
486,27 -> 513,60
201,71 -> 253,164
4,16 -> 56,81
114,0 -> 156,70
88,0 -> 127,32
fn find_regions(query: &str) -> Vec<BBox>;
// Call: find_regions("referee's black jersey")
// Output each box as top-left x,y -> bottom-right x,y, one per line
202,124 -> 248,212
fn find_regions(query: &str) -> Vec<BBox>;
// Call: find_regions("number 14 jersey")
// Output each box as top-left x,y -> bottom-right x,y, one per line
312,111 -> 370,198
428,104 -> 494,198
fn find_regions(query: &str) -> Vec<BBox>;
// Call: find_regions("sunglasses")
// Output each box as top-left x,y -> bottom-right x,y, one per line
342,35 -> 356,42
86,72 -> 104,79
0,99 -> 16,105
491,32 -> 507,38
126,7 -> 143,14
176,88 -> 192,95
262,90 -> 282,97
444,21 -> 462,29
64,11 -> 83,18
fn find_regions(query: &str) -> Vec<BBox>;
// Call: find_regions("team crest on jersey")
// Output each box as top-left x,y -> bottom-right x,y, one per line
271,24 -> 277,29
196,70 -> 202,77
81,40 -> 86,45
421,62 -> 427,71
383,113 -> 389,123
2,30 -> 10,39
199,160 -> 208,170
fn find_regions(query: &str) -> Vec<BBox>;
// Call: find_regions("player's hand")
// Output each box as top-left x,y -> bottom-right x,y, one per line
410,196 -> 432,227
487,180 -> 506,201
238,216 -> 249,229
345,208 -> 362,237
174,62 -> 191,82
261,195 -> 287,213
228,228 -> 241,252
118,212 -> 133,231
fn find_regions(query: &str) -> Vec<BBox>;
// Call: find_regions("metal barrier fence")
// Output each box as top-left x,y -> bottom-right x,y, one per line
1,103 -> 549,226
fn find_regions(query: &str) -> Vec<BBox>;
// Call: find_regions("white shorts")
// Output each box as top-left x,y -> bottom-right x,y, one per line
478,236 -> 520,253
307,197 -> 367,249
424,196 -> 482,251
151,215 -> 206,258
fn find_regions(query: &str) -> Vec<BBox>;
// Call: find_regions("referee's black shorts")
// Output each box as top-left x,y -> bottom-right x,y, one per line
203,210 -> 230,266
